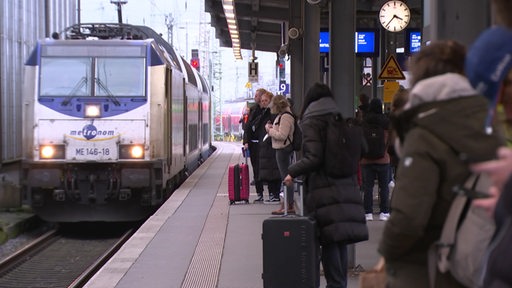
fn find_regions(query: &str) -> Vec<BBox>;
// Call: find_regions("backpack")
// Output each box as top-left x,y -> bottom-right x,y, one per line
428,173 -> 495,288
362,120 -> 386,159
323,114 -> 362,178
278,111 -> 302,151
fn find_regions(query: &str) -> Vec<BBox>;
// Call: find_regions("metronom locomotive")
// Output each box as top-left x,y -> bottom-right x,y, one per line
21,23 -> 212,222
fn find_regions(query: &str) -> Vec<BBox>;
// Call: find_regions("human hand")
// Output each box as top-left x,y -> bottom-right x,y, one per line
265,123 -> 272,132
472,185 -> 500,217
283,175 -> 293,187
471,146 -> 512,191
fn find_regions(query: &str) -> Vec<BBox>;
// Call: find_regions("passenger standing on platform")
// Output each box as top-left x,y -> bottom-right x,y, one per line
243,88 -> 266,202
377,40 -> 503,288
388,88 -> 410,183
356,93 -> 370,124
256,91 -> 281,204
464,21 -> 512,287
265,94 -> 296,214
283,83 -> 368,288
239,106 -> 250,129
360,97 -> 391,221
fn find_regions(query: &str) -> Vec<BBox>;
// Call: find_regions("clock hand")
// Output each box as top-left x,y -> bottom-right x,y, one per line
385,15 -> 397,27
395,15 -> 403,21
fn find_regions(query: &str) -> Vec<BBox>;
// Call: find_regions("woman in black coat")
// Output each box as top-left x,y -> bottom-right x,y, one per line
284,83 -> 368,288
256,91 -> 282,203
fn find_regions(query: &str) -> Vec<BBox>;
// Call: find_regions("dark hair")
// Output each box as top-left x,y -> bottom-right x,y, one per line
368,98 -> 383,114
359,93 -> 369,104
492,0 -> 512,27
300,82 -> 333,117
391,88 -> 409,113
409,40 -> 466,87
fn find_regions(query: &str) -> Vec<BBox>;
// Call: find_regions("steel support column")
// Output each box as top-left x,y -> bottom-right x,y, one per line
289,0 -> 303,115
425,0 -> 490,46
330,0 -> 356,118
303,3 -> 320,96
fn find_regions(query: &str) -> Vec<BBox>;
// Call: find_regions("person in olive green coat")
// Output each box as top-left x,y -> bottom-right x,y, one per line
377,40 -> 504,287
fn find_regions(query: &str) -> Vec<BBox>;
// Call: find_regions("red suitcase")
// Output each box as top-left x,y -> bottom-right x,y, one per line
228,149 -> 250,204
240,162 -> 250,198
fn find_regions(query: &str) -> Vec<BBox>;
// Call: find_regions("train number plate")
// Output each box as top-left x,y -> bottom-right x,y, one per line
74,147 -> 112,156
66,138 -> 118,161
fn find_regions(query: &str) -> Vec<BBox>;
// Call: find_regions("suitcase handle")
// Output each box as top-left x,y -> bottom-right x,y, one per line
241,147 -> 249,164
283,178 -> 305,217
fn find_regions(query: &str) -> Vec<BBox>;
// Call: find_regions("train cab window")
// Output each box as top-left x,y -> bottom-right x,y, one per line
40,57 -> 92,96
95,58 -> 146,97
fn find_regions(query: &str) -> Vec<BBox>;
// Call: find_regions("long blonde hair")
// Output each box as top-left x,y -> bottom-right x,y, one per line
271,94 -> 290,114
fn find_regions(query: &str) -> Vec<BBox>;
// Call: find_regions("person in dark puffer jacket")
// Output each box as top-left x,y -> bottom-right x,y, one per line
284,83 -> 368,288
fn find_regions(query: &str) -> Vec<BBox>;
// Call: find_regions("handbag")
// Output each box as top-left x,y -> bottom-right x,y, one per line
359,258 -> 386,288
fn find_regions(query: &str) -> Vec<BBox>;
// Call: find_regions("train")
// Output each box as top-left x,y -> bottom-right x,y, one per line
21,23 -> 213,222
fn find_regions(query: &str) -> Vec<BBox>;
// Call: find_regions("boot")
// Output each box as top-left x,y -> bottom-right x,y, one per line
271,202 -> 285,215
287,201 -> 296,214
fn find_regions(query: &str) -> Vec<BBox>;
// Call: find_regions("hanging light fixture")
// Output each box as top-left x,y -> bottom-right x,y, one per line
222,0 -> 242,60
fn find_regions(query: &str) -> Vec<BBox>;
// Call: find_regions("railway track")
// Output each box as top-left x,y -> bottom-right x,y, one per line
0,224 -> 135,288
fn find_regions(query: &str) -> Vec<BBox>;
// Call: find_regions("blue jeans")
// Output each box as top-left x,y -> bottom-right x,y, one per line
275,146 -> 294,206
322,242 -> 348,288
362,163 -> 390,214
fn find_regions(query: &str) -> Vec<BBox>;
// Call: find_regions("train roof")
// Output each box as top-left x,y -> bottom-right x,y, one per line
46,23 -> 209,93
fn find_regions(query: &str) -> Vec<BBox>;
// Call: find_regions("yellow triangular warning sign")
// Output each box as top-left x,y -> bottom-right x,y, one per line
378,55 -> 406,80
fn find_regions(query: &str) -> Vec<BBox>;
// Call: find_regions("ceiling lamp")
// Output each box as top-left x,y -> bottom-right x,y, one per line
222,0 -> 242,60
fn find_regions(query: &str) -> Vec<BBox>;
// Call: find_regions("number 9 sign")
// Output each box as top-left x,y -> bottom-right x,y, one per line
278,82 -> 289,94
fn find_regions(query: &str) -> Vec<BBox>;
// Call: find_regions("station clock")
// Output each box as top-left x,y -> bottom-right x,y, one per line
379,0 -> 410,32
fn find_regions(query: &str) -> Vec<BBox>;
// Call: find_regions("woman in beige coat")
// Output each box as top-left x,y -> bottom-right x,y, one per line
265,95 -> 296,214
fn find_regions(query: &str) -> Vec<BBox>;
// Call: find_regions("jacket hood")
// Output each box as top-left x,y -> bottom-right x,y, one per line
397,73 -> 502,162
303,97 -> 339,118
404,73 -> 476,110
398,95 -> 502,163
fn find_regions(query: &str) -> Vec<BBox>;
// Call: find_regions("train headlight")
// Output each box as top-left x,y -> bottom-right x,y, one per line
39,145 -> 65,159
119,145 -> 145,159
85,104 -> 101,118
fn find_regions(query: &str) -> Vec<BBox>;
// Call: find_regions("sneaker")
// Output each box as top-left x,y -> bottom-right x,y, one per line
365,213 -> 373,221
264,197 -> 281,204
253,195 -> 264,203
379,213 -> 390,221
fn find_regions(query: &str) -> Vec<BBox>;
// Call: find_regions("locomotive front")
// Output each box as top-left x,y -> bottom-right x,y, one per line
22,39 -> 167,222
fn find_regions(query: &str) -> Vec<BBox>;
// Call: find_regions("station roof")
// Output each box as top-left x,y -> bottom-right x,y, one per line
204,0 -> 289,53
204,0 -> 422,54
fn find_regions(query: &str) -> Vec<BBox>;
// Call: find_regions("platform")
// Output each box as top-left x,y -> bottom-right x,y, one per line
84,141 -> 385,288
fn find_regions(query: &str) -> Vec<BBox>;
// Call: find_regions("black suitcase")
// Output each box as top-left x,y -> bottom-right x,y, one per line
262,179 -> 320,288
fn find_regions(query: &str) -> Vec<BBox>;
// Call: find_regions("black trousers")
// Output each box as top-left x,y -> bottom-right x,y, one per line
248,142 -> 263,195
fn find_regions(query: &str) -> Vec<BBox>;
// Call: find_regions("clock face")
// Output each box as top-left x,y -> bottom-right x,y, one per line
379,1 -> 410,32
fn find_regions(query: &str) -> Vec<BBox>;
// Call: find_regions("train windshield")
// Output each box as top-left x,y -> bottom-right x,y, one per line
40,58 -> 92,96
96,58 -> 145,96
39,57 -> 146,97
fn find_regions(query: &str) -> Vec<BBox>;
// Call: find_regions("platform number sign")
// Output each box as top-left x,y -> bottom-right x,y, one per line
278,81 -> 289,95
